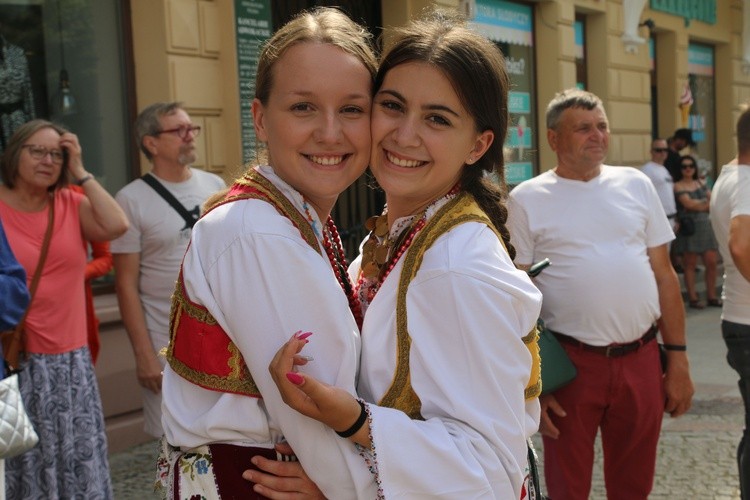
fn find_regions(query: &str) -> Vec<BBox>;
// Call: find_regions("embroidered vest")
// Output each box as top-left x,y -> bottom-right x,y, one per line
166,170 -> 321,396
379,193 -> 542,419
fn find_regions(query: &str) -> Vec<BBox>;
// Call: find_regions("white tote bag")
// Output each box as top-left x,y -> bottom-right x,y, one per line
0,373 -> 38,459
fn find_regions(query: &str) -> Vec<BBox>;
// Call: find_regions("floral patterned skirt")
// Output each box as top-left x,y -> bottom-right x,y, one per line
5,347 -> 112,499
157,437 -> 294,499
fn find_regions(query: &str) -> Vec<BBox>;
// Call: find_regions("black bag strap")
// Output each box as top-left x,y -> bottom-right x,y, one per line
141,173 -> 199,229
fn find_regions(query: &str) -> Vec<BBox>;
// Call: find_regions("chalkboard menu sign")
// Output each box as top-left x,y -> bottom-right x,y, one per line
234,0 -> 272,162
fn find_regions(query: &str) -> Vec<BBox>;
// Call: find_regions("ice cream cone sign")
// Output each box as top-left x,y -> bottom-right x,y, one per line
679,82 -> 693,128
517,116 -> 527,159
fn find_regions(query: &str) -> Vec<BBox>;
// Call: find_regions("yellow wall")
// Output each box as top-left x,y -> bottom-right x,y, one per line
130,0 -> 242,180
382,0 -> 744,172
128,0 -> 746,176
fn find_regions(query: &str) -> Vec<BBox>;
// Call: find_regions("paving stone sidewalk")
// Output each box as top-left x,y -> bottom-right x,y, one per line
110,305 -> 743,499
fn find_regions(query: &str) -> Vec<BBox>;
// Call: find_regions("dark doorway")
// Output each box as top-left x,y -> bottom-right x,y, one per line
271,1 -> 384,260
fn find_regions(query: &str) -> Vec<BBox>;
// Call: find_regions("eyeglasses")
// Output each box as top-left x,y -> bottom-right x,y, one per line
154,125 -> 201,140
681,163 -> 696,169
652,148 -> 668,153
21,145 -> 64,164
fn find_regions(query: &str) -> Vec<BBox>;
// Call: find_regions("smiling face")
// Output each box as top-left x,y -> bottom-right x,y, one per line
549,106 -> 609,180
252,42 -> 372,217
16,127 -> 65,191
370,62 -> 493,219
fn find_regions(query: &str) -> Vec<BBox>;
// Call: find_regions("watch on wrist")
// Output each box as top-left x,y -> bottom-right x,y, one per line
75,173 -> 94,186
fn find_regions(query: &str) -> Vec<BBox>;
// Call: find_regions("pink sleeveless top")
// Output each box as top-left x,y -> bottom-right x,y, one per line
0,189 -> 87,354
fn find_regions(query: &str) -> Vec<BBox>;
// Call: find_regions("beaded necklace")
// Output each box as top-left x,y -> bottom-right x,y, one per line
302,201 -> 363,329
356,184 -> 461,310
322,218 -> 364,329
356,216 -> 426,306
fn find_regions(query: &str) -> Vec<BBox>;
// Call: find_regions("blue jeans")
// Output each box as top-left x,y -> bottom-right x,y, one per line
722,319 -> 750,500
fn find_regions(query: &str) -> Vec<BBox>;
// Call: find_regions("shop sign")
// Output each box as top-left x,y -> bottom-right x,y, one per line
574,21 -> 584,60
234,0 -> 272,161
471,0 -> 536,184
686,43 -> 714,148
688,43 -> 714,76
650,0 -> 716,25
473,0 -> 533,46
505,163 -> 533,185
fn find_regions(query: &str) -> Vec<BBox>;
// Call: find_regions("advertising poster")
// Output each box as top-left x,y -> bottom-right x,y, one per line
687,42 -> 716,180
471,0 -> 536,186
234,0 -> 272,162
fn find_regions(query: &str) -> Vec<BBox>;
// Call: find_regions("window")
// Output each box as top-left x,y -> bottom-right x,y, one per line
687,42 -> 716,182
0,0 -> 132,194
574,15 -> 587,90
472,0 -> 538,185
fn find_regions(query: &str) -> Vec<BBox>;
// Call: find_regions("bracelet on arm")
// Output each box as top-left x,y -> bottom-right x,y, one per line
662,344 -> 687,352
75,173 -> 94,186
336,400 -> 367,438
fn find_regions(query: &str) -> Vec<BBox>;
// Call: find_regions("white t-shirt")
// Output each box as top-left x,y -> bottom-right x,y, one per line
710,163 -> 750,324
641,160 -> 677,217
110,168 -> 226,337
507,165 -> 675,345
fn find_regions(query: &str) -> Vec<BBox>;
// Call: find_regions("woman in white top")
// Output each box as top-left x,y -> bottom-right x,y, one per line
158,7 -> 380,499
263,10 -> 542,499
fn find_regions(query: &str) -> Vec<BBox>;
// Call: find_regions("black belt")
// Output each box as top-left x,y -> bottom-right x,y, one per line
550,325 -> 658,358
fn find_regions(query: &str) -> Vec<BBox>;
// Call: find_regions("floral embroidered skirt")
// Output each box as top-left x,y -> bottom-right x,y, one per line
5,347 -> 113,499
157,438 -> 295,499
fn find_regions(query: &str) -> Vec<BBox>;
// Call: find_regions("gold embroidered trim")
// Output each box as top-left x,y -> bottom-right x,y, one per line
234,170 -> 320,253
165,169 -> 323,397
169,352 -> 260,396
380,193 -> 541,418
523,324 -> 542,399
172,278 -> 218,326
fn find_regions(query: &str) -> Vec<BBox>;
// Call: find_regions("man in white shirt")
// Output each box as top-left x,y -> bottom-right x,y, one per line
111,102 -> 225,437
710,106 -> 750,499
507,88 -> 694,499
642,138 -> 678,232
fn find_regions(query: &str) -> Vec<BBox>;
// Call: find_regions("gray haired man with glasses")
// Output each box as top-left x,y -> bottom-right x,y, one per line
111,102 -> 225,437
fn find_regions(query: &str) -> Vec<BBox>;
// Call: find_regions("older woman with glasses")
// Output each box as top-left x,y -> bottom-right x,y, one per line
673,154 -> 721,309
0,119 -> 128,499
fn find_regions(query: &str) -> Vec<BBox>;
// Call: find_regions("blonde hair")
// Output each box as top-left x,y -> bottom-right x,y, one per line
255,7 -> 377,105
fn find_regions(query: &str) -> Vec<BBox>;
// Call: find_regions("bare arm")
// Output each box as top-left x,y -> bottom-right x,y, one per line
647,243 -> 694,417
730,215 -> 750,281
675,191 -> 709,212
113,252 -> 162,394
60,133 -> 128,241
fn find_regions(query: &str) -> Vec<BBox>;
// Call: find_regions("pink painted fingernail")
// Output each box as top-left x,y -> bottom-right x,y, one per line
297,332 -> 313,340
286,372 -> 304,385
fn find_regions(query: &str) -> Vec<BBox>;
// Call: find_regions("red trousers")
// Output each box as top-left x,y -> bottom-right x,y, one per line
543,339 -> 664,500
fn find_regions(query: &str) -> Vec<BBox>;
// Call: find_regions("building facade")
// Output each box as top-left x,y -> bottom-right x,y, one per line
2,0 -> 747,450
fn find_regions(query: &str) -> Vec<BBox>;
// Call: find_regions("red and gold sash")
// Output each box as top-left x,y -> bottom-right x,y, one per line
166,170 -> 320,396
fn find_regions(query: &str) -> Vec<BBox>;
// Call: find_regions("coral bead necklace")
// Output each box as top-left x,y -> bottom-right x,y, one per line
302,200 -> 363,329
322,218 -> 364,329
